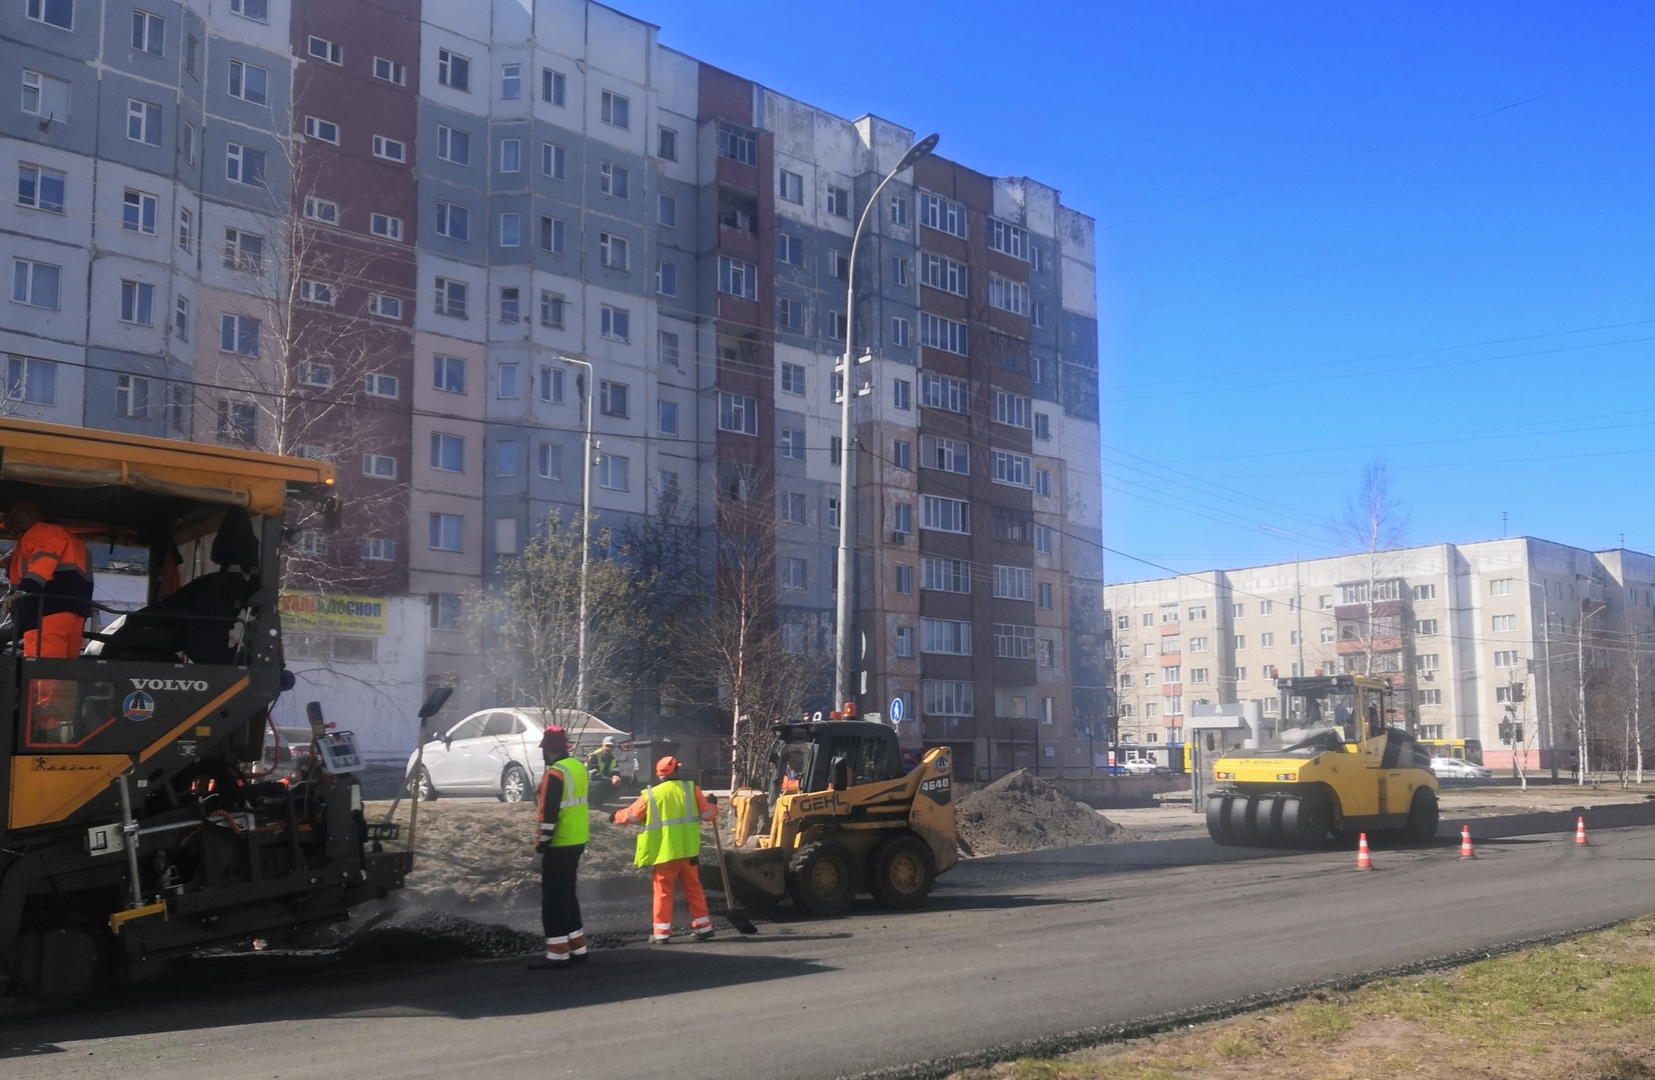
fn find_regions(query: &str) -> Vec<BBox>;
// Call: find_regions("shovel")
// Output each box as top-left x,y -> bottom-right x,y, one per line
709,811 -> 759,935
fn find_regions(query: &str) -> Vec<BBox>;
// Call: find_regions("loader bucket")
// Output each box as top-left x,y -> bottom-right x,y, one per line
702,845 -> 787,905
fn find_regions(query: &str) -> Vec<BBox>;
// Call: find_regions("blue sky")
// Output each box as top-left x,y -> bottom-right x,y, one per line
621,1 -> 1655,581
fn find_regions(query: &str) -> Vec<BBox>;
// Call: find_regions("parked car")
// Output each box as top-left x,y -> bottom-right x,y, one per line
1430,756 -> 1493,780
408,707 -> 631,803
1119,758 -> 1160,775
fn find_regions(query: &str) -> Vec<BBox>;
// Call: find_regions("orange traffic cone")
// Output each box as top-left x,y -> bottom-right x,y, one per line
1459,824 -> 1476,859
1575,816 -> 1590,845
1356,832 -> 1374,870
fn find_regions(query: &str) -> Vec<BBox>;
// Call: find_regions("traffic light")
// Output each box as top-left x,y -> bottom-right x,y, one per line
1499,720 -> 1514,744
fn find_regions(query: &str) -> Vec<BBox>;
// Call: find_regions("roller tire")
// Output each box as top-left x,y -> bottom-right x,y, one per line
1206,795 -> 1236,845
786,840 -> 857,917
1285,792 -> 1331,848
867,834 -> 937,910
1405,788 -> 1440,843
499,764 -> 530,803
1226,793 -> 1258,844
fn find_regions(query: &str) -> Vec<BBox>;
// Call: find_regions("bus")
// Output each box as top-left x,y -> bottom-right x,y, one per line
1419,738 -> 1484,765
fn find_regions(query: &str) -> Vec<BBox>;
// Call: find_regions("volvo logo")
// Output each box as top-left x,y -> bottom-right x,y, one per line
129,678 -> 210,692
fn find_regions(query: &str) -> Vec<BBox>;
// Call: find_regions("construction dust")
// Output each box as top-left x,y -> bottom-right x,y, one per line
955,770 -> 1136,856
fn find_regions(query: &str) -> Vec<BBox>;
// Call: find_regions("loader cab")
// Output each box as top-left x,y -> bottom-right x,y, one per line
763,721 -> 903,799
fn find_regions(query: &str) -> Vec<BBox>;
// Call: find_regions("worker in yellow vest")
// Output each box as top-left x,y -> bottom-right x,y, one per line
529,726 -> 590,969
610,756 -> 717,943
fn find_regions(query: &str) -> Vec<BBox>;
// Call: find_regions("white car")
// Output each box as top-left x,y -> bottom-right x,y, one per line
1430,756 -> 1493,781
1119,758 -> 1160,775
408,708 -> 547,803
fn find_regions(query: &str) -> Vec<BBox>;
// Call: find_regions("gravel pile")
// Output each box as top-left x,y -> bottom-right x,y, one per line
956,770 -> 1136,856
341,911 -> 543,963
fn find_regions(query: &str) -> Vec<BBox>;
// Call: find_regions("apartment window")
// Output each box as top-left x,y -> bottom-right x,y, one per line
537,442 -> 563,480
779,492 -> 806,524
892,439 -> 911,471
497,62 -> 521,99
303,196 -> 339,225
774,362 -> 806,396
227,60 -> 267,105
599,232 -> 629,269
435,201 -> 470,241
363,453 -> 396,479
1038,582 -> 1054,610
372,135 -> 406,162
657,126 -> 678,161
218,314 -> 259,356
1030,302 -> 1047,328
21,70 -> 72,122
1234,635 -> 1246,650
598,453 -> 630,491
1419,691 -> 1442,708
114,279 -> 154,326
541,68 -> 565,104
126,99 -> 161,145
428,593 -> 462,631
1260,632 -> 1276,648
653,193 -> 678,230
497,214 -> 525,251
226,143 -> 265,186
531,215 -> 565,255
433,277 -> 467,318
886,193 -> 910,226
922,618 -> 972,656
921,435 -> 969,474
1289,630 -> 1302,646
781,557 -> 807,590
428,433 -> 464,473
1030,245 -> 1045,273
717,121 -> 758,166
1319,626 -> 1334,644
535,291 -> 565,329
993,564 -> 1033,601
654,330 -> 682,369
922,680 -> 974,717
222,228 -> 263,273
821,185 -> 849,218
717,391 -> 757,435
1490,578 -> 1515,596
1412,583 -> 1437,601
539,365 -> 564,402
599,88 -> 631,127
775,297 -> 802,331
173,295 -> 189,340
599,161 -> 630,199
437,48 -> 470,91
920,253 -> 967,296
779,170 -> 804,203
1034,412 -> 1051,440
776,234 -> 802,265
988,218 -> 1030,259
600,305 -> 630,340
369,213 -> 404,241
828,250 -> 850,281
428,513 -> 463,552
1415,653 -> 1441,672
433,354 -> 466,394
922,557 -> 971,594
656,399 -> 679,436
27,0 -> 74,28
778,428 -> 804,460
1492,614 -> 1516,632
14,165 -> 63,217
494,286 -> 520,324
992,450 -> 1033,487
1036,525 -> 1054,554
364,293 -> 401,321
373,57 -> 406,85
1416,618 -> 1438,636
1319,594 -> 1333,610
600,380 -> 630,418
894,626 -> 914,658
307,35 -> 342,64
433,125 -> 470,165
919,372 -> 968,413
988,275 -> 1030,316
708,259 -> 763,306
918,190 -> 967,237
114,374 -> 149,418
994,624 -> 1036,660
1494,650 -> 1519,669
215,399 -> 256,443
359,538 -> 397,563
992,506 -> 1033,543
132,10 -> 165,54
921,495 -> 968,534
918,312 -> 968,355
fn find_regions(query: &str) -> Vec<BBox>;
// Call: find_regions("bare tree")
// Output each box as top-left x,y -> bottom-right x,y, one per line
1332,460 -> 1412,707
468,512 -> 650,718
614,489 -> 711,725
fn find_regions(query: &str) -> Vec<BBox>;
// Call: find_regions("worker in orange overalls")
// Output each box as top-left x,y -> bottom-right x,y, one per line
4,501 -> 93,741
610,756 -> 718,943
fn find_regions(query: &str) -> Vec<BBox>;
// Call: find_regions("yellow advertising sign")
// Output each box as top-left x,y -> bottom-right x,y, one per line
279,592 -> 388,635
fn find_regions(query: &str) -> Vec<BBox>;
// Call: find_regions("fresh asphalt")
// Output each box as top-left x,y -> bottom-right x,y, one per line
6,803 -> 1655,1080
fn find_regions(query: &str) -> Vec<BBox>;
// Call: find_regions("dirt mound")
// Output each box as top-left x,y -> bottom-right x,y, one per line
955,770 -> 1135,856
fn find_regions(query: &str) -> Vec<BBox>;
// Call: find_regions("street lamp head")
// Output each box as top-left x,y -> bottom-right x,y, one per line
897,133 -> 940,172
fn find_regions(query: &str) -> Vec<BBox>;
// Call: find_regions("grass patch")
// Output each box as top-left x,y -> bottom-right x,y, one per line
952,917 -> 1655,1080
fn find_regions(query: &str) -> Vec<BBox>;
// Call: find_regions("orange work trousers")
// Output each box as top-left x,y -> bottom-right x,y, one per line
650,857 -> 712,938
23,611 -> 82,741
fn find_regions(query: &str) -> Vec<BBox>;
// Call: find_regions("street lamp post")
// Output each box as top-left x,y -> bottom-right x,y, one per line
833,132 -> 939,710
1526,580 -> 1557,781
563,355 -> 596,713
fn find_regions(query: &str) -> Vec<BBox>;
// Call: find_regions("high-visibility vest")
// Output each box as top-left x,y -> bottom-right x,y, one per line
634,779 -> 701,867
7,522 -> 92,631
539,757 -> 589,847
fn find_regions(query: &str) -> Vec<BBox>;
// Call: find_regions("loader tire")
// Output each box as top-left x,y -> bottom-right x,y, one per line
1405,788 -> 1439,843
867,834 -> 936,910
787,840 -> 856,917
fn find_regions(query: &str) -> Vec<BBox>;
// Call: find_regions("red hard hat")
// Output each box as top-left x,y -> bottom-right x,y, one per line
655,755 -> 680,777
540,726 -> 569,754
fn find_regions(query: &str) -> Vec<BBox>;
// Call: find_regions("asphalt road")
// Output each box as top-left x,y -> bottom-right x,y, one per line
7,805 -> 1655,1080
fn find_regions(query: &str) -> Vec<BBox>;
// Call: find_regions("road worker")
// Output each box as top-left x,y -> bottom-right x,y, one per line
585,735 -> 623,792
4,502 -> 92,742
529,725 -> 590,969
611,755 -> 718,943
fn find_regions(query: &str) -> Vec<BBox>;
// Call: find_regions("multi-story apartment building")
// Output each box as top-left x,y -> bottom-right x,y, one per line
3,0 -> 1103,770
1104,537 -> 1655,772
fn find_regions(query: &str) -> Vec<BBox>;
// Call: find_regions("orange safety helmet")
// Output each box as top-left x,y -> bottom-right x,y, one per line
654,755 -> 680,777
